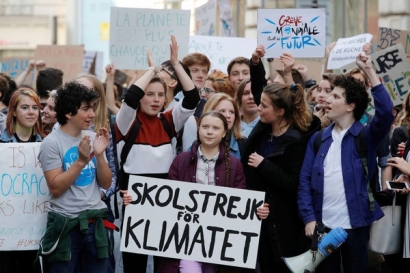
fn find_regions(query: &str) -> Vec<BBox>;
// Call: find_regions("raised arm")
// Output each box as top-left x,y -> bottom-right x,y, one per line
280,53 -> 295,85
14,59 -> 35,87
170,35 -> 195,92
105,63 -> 120,115
250,45 -> 268,105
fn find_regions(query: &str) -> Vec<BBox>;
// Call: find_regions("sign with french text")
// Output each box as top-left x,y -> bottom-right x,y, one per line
0,57 -> 35,87
327,33 -> 373,69
109,7 -> 190,70
189,35 -> 256,73
339,44 -> 410,108
34,45 -> 85,83
0,143 -> 49,250
120,175 -> 264,268
195,0 -> 216,36
377,27 -> 410,60
257,9 -> 326,58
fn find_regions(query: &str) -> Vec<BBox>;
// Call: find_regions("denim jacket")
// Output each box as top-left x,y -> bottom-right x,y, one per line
0,130 -> 42,143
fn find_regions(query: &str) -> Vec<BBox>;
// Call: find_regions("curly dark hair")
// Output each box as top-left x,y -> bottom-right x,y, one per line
0,73 -> 17,106
333,74 -> 370,121
55,81 -> 100,125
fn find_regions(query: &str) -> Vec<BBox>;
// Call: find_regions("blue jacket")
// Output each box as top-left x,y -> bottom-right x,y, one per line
298,84 -> 394,228
0,130 -> 42,143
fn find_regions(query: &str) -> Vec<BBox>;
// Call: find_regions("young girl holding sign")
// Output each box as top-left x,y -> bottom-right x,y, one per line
116,35 -> 200,273
123,111 -> 269,273
0,89 -> 44,273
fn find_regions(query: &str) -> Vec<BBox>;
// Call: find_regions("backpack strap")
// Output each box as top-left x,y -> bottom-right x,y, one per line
313,129 -> 324,155
176,125 -> 185,155
354,126 -> 375,211
119,118 -> 141,190
159,115 -> 174,141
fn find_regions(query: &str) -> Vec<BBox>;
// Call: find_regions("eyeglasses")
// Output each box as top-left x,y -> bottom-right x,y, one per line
160,67 -> 177,80
201,87 -> 215,94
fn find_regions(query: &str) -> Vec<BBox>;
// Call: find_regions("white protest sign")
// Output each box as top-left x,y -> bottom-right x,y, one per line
257,9 -> 326,58
339,44 -> 410,108
109,7 -> 190,70
189,35 -> 256,73
120,175 -> 264,269
195,0 -> 216,36
327,33 -> 373,69
0,143 -> 49,250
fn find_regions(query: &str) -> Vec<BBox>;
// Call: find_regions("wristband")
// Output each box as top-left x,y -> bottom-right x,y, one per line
147,67 -> 157,75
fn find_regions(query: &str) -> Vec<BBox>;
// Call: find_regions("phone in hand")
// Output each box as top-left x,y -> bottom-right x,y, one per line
386,181 -> 410,191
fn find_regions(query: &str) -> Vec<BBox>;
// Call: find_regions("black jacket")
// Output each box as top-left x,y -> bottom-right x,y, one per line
242,115 -> 321,262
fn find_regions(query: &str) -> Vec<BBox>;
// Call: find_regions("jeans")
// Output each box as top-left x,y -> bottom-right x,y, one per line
46,222 -> 114,273
316,226 -> 370,273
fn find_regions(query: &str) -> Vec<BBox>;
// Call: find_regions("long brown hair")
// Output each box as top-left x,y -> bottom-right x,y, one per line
76,74 -> 109,131
263,83 -> 312,132
7,89 -> 44,138
203,93 -> 243,140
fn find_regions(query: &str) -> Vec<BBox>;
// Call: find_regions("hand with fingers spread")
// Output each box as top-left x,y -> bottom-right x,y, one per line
94,127 -> 109,156
78,135 -> 92,165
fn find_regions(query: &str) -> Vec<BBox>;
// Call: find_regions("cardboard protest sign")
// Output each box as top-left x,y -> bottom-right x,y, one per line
34,45 -> 85,83
109,7 -> 190,70
121,175 -> 265,269
0,143 -> 49,250
377,27 -> 410,60
339,44 -> 410,109
189,35 -> 256,73
327,33 -> 373,69
0,57 -> 35,87
257,9 -> 326,58
195,0 -> 216,36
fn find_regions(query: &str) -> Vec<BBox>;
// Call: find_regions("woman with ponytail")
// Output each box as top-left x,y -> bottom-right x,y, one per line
124,111 -> 269,273
242,80 -> 321,272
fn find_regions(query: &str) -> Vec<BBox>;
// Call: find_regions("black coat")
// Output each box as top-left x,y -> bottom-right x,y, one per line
242,115 -> 321,264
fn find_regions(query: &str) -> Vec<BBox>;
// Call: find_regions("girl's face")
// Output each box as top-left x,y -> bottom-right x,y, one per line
240,82 -> 258,116
317,80 -> 332,109
258,92 -> 283,124
43,96 -> 57,125
140,82 -> 166,116
13,96 -> 39,130
201,80 -> 216,101
213,99 -> 235,130
198,115 -> 226,149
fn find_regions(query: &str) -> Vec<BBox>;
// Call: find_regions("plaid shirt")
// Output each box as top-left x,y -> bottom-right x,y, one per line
196,145 -> 219,185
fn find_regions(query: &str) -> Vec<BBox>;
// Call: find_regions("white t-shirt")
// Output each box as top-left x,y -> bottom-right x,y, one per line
322,128 -> 352,229
38,129 -> 106,217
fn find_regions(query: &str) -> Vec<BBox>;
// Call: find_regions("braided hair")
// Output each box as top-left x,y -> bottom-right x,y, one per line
197,110 -> 231,187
